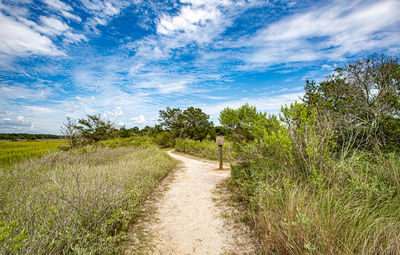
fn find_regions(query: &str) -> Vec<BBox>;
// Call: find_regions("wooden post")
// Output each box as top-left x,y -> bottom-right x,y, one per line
216,136 -> 224,170
218,145 -> 223,169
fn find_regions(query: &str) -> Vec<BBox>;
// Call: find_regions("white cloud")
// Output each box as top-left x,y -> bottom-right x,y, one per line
104,106 -> 123,118
81,0 -> 130,32
131,114 -> 146,124
244,0 -> 400,66
38,16 -> 69,35
0,84 -> 53,100
43,0 -> 72,11
0,116 -> 34,131
156,4 -> 223,44
43,0 -> 82,21
0,13 -> 64,57
25,106 -> 56,114
202,91 -> 304,121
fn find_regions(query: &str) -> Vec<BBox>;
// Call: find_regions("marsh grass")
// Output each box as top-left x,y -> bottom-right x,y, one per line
0,145 -> 177,254
0,140 -> 67,169
175,139 -> 234,161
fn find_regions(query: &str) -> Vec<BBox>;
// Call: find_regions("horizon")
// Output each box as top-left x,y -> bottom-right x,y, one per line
1,0 -> 400,135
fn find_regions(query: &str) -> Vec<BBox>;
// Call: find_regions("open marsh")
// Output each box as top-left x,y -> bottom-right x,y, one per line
0,145 -> 177,254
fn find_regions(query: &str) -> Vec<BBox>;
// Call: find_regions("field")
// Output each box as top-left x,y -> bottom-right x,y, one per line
0,140 -> 67,169
0,142 -> 177,254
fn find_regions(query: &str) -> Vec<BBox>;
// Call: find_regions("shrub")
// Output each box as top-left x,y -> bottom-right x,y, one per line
153,131 -> 175,148
175,138 -> 233,161
222,103 -> 400,254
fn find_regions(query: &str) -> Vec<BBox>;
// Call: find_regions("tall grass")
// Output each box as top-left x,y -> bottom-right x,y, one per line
175,138 -> 234,161
0,140 -> 67,169
234,152 -> 400,254
0,145 -> 177,254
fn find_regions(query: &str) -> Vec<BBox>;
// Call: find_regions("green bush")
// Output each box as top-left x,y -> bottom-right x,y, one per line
222,103 -> 400,254
175,138 -> 233,161
152,131 -> 175,148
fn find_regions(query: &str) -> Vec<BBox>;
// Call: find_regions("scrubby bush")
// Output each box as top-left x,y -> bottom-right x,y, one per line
222,101 -> 400,254
175,138 -> 234,161
153,131 -> 175,148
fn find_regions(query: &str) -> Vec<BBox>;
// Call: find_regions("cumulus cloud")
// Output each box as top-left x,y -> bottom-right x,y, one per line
104,106 -> 123,118
131,114 -> 146,124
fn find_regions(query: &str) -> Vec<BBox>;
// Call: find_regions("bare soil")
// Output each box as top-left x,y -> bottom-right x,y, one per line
125,150 -> 256,255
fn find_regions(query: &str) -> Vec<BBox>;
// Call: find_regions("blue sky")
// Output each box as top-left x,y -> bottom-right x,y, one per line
1,0 -> 399,134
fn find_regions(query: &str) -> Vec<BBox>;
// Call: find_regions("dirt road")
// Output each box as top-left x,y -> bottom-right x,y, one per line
126,151 -> 255,255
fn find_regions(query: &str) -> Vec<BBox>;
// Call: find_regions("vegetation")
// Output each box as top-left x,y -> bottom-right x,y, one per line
175,138 -> 233,161
0,145 -> 177,254
2,53 -> 398,255
0,140 -> 67,169
158,106 -> 216,140
75,114 -> 119,144
303,54 -> 400,151
0,133 -> 60,140
220,55 -> 400,254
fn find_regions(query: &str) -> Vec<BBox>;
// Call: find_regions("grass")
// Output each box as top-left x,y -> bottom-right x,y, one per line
175,138 -> 234,161
229,152 -> 400,254
0,145 -> 177,254
0,140 -> 67,169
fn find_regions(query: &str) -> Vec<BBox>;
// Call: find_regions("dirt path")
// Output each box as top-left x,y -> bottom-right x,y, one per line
126,151 -> 255,255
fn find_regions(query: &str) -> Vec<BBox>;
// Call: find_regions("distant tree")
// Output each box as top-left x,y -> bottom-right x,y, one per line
158,106 -> 214,140
158,107 -> 183,137
61,116 -> 81,148
118,126 -> 131,138
75,114 -> 117,143
179,107 -> 213,140
303,54 -> 400,149
140,125 -> 153,136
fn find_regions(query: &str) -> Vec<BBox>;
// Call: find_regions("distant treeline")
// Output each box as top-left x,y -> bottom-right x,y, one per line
0,133 -> 61,140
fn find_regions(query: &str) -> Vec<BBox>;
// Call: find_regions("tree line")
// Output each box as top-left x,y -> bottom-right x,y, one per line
0,133 -> 61,140
61,107 -> 230,149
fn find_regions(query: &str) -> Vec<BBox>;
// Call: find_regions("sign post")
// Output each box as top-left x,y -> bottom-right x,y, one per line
216,136 -> 224,169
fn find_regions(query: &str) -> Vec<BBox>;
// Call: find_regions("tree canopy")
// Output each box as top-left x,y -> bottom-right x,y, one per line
303,54 -> 400,150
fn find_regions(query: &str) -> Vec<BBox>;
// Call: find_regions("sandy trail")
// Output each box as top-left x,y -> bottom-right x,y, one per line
132,151 -> 255,255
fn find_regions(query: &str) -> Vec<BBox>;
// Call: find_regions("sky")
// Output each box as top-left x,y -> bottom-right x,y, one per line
1,0 -> 400,134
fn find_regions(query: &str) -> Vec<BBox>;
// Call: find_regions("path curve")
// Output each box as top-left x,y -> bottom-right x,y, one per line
145,151 -> 254,255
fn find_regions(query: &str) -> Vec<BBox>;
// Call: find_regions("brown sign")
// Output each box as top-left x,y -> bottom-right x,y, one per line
216,136 -> 224,146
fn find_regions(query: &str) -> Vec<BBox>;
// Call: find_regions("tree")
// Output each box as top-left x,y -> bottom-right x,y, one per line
75,114 -> 117,143
158,106 -> 213,140
60,116 -> 80,149
219,104 -> 264,142
158,107 -> 183,136
303,54 -> 400,149
180,107 -> 212,140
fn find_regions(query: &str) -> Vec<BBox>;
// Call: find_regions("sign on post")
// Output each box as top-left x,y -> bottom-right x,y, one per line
216,136 -> 224,169
216,136 -> 224,146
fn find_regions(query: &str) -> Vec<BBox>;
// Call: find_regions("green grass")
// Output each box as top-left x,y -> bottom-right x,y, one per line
175,138 -> 234,161
0,145 -> 177,254
0,140 -> 67,169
